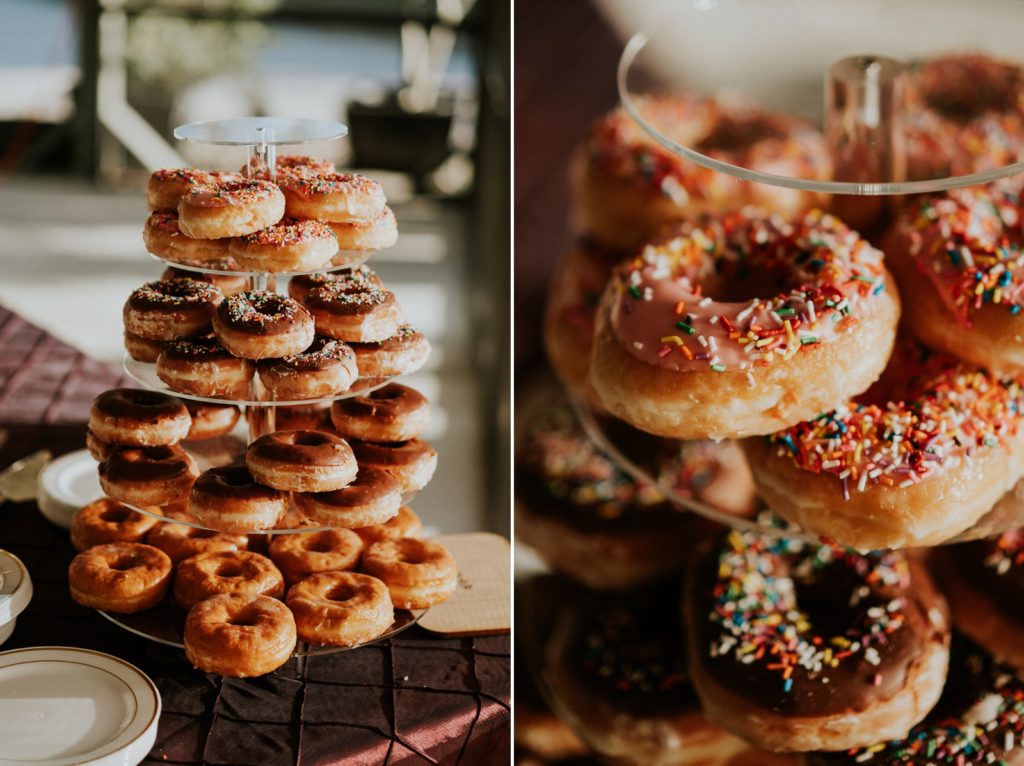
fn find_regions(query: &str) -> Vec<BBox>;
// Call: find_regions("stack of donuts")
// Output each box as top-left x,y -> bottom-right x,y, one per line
522,50 -> 1024,765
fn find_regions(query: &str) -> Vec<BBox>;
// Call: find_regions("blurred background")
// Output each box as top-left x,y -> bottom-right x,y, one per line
0,0 -> 510,535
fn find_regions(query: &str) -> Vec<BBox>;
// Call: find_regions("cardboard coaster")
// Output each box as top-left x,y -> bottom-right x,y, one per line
418,532 -> 510,636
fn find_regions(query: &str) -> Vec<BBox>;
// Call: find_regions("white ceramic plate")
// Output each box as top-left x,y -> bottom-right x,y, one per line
36,449 -> 103,529
0,647 -> 160,766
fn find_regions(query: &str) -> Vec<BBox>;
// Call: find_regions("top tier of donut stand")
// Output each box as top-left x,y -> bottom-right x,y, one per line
574,2 -> 1024,548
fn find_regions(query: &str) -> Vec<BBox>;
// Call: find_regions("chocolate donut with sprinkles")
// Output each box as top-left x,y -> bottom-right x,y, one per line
885,181 -> 1024,375
212,290 -> 314,360
590,208 -> 900,440
744,342 -> 1024,550
684,528 -> 950,753
808,640 -> 1024,766
932,528 -> 1024,671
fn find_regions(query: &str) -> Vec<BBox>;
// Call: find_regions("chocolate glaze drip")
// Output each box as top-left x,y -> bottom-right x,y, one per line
333,383 -> 426,424
93,388 -> 187,420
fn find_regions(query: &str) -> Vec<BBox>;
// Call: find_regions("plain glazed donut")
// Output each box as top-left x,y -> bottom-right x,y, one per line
348,325 -> 430,377
685,529 -> 950,752
328,207 -> 398,255
68,542 -> 173,613
155,335 -> 255,399
293,466 -> 402,528
189,465 -> 289,533
145,517 -> 248,564
228,217 -> 338,273
246,430 -> 357,493
184,401 -> 241,441
99,445 -> 199,507
353,506 -> 422,545
147,168 -> 236,212
123,278 -> 224,342
591,209 -> 900,440
143,212 -> 231,266
571,95 -> 830,250
178,179 -> 285,239
287,266 -> 382,304
745,343 -> 1024,550
70,498 -> 163,552
256,336 -> 358,400
183,593 -> 296,677
268,528 -> 363,584
330,383 -> 429,442
349,438 -> 437,494
277,172 -> 386,222
173,550 -> 284,610
361,537 -> 457,609
90,388 -> 191,447
885,182 -> 1024,374
286,571 -> 394,646
161,267 -> 248,297
124,330 -> 165,363
213,290 -> 315,360
303,284 -> 403,343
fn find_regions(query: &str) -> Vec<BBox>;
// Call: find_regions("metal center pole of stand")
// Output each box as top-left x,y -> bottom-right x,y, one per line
825,55 -> 907,233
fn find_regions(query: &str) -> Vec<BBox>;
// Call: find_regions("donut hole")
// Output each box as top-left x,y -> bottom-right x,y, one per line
227,612 -> 260,628
108,555 -> 140,571
294,432 -> 332,447
217,466 -> 255,487
216,563 -> 244,578
306,538 -> 335,553
698,262 -> 797,304
188,529 -> 221,540
325,583 -> 357,603
370,386 -> 404,401
100,507 -> 133,524
696,114 -> 786,154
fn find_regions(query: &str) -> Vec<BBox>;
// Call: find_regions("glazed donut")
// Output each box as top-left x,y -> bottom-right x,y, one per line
99,445 -> 199,507
68,542 -> 173,613
178,179 -> 285,239
885,182 -> 1024,374
213,290 -> 315,360
905,53 -> 1024,181
86,429 -> 115,462
571,95 -> 829,250
89,388 -> 191,447
273,403 -> 333,432
361,537 -> 457,609
330,383 -> 429,442
353,506 -> 422,545
146,168 -> 231,212
123,279 -> 224,342
516,402 -> 750,590
143,211 -> 231,266
287,266 -> 382,304
243,154 -> 336,180
268,528 -> 363,584
303,284 -> 403,343
161,267 -> 248,297
277,172 -> 386,222
544,240 -> 627,409
808,640 -> 1024,766
286,571 -> 393,646
124,330 -> 165,363
350,438 -> 437,494
591,209 -> 900,440
246,430 -> 357,493
328,207 -> 398,255
256,336 -> 358,400
228,217 -> 338,273
155,335 -> 255,399
70,498 -> 163,552
184,401 -> 241,441
348,325 -> 430,378
744,343 -> 1024,550
183,593 -> 296,677
173,550 -> 284,610
189,465 -> 289,533
684,528 -> 950,752
293,466 -> 402,528
146,517 -> 248,564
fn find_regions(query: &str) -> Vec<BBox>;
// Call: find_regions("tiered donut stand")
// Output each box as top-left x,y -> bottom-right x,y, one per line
522,8 -> 1024,765
91,118 -> 436,661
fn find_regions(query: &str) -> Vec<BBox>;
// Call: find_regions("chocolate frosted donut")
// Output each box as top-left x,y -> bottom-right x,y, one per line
124,330 -> 165,363
293,465 -> 402,528
348,324 -> 430,377
213,290 -> 314,360
330,383 -> 430,442
350,438 -> 438,493
189,465 -> 289,533
287,266 -> 382,304
685,529 -> 950,752
156,334 -> 255,399
304,284 -> 403,343
183,400 -> 241,441
123,278 -> 224,342
246,430 -> 358,493
89,388 -> 191,446
256,335 -> 358,399
161,267 -> 248,297
99,444 -> 199,507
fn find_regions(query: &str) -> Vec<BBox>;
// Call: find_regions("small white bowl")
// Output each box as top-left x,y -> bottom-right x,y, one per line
0,551 -> 32,646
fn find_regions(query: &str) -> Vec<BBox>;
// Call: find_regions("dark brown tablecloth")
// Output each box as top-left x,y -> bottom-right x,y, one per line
0,306 -> 510,765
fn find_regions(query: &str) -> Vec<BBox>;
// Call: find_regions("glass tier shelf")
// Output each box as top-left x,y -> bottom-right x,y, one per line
174,117 -> 347,147
149,248 -> 376,277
